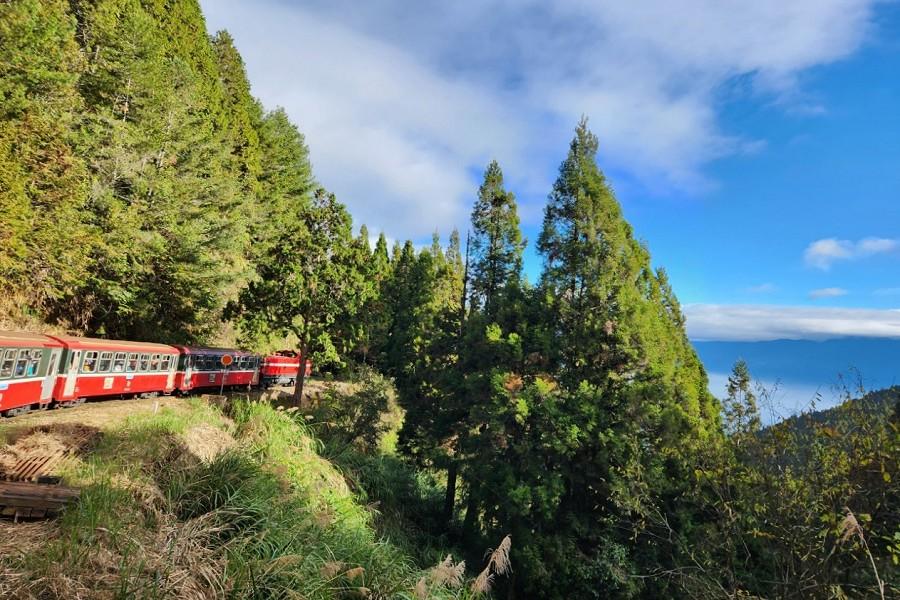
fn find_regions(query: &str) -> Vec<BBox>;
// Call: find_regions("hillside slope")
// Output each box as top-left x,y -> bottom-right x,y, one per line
0,397 -> 490,599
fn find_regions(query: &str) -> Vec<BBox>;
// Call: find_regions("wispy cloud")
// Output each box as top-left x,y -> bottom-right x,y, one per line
747,282 -> 777,293
201,0 -> 881,241
684,304 -> 900,341
809,287 -> 848,299
804,237 -> 899,270
874,287 -> 900,296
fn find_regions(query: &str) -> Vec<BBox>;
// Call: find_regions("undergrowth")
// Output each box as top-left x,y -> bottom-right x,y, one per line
0,397 -> 501,599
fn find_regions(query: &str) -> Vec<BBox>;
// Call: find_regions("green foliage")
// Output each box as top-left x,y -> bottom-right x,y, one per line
677,385 -> 900,599
0,0 -> 93,314
313,367 -> 404,454
723,359 -> 762,437
2,3 -> 896,597
231,188 -> 370,401
469,160 -> 525,319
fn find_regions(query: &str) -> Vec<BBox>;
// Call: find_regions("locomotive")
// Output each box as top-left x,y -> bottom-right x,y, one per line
0,331 -> 310,417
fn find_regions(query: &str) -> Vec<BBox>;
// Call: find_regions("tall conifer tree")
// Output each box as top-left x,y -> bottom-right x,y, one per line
469,160 -> 525,320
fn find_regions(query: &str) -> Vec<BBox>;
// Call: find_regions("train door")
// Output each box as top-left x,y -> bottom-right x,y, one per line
63,350 -> 81,397
166,355 -> 176,390
41,349 -> 61,402
183,354 -> 193,389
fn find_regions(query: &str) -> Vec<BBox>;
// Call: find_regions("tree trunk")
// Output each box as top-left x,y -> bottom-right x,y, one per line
292,343 -> 307,407
462,489 -> 478,540
443,461 -> 458,525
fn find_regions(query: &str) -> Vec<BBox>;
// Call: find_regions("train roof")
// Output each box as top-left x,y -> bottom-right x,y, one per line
0,331 -> 63,348
48,335 -> 179,353
173,346 -> 258,357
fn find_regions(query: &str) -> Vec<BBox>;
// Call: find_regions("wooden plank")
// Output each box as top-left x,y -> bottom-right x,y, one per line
5,449 -> 68,482
0,481 -> 81,515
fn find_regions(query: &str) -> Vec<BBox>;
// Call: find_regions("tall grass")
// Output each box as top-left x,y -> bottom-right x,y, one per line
1,397 -> 503,598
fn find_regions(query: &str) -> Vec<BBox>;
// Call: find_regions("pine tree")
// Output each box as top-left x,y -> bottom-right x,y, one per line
66,0 -> 249,342
0,0 -> 93,317
211,30 -> 264,201
724,359 -> 761,437
232,189 -> 366,404
469,160 -> 525,320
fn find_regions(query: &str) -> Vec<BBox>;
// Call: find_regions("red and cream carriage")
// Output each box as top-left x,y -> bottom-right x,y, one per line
172,346 -> 260,393
49,335 -> 180,405
0,332 -> 64,416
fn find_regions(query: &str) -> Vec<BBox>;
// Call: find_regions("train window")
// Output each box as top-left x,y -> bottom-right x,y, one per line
1,349 -> 16,379
98,352 -> 113,373
192,355 -> 203,370
150,354 -> 160,371
15,350 -> 29,377
127,353 -> 138,372
26,350 -> 41,376
205,356 -> 215,371
112,352 -> 126,373
161,355 -> 171,371
139,354 -> 149,371
81,351 -> 98,373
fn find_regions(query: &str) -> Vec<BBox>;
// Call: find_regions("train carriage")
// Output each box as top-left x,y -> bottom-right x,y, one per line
0,332 -> 65,416
48,336 -> 180,404
173,346 -> 260,393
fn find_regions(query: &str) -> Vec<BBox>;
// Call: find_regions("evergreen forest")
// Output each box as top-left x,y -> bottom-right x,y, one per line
1,1 -> 897,598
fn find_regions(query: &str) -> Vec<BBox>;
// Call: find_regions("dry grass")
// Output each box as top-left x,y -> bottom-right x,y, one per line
0,423 -> 101,476
430,555 -> 466,588
470,535 -> 512,596
838,508 -> 885,600
2,513 -> 232,599
182,423 -> 236,463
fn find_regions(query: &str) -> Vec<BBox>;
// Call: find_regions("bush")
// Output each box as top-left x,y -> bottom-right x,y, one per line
314,367 -> 403,454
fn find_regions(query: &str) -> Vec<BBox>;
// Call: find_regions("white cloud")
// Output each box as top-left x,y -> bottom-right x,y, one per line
809,287 -> 848,299
201,0 -> 881,240
684,304 -> 900,341
804,237 -> 899,269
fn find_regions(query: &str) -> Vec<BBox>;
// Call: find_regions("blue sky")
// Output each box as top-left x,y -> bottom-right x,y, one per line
201,0 -> 900,343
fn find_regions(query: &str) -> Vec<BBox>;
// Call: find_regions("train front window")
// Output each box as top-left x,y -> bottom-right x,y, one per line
113,353 -> 126,372
98,352 -> 113,372
1,349 -> 16,378
81,351 -> 98,373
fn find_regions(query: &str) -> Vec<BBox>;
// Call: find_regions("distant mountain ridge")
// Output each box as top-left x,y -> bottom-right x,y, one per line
775,385 -> 899,431
693,337 -> 900,390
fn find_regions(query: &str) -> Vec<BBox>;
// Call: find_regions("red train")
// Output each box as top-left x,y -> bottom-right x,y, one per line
0,331 -> 310,417
259,351 -> 312,388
